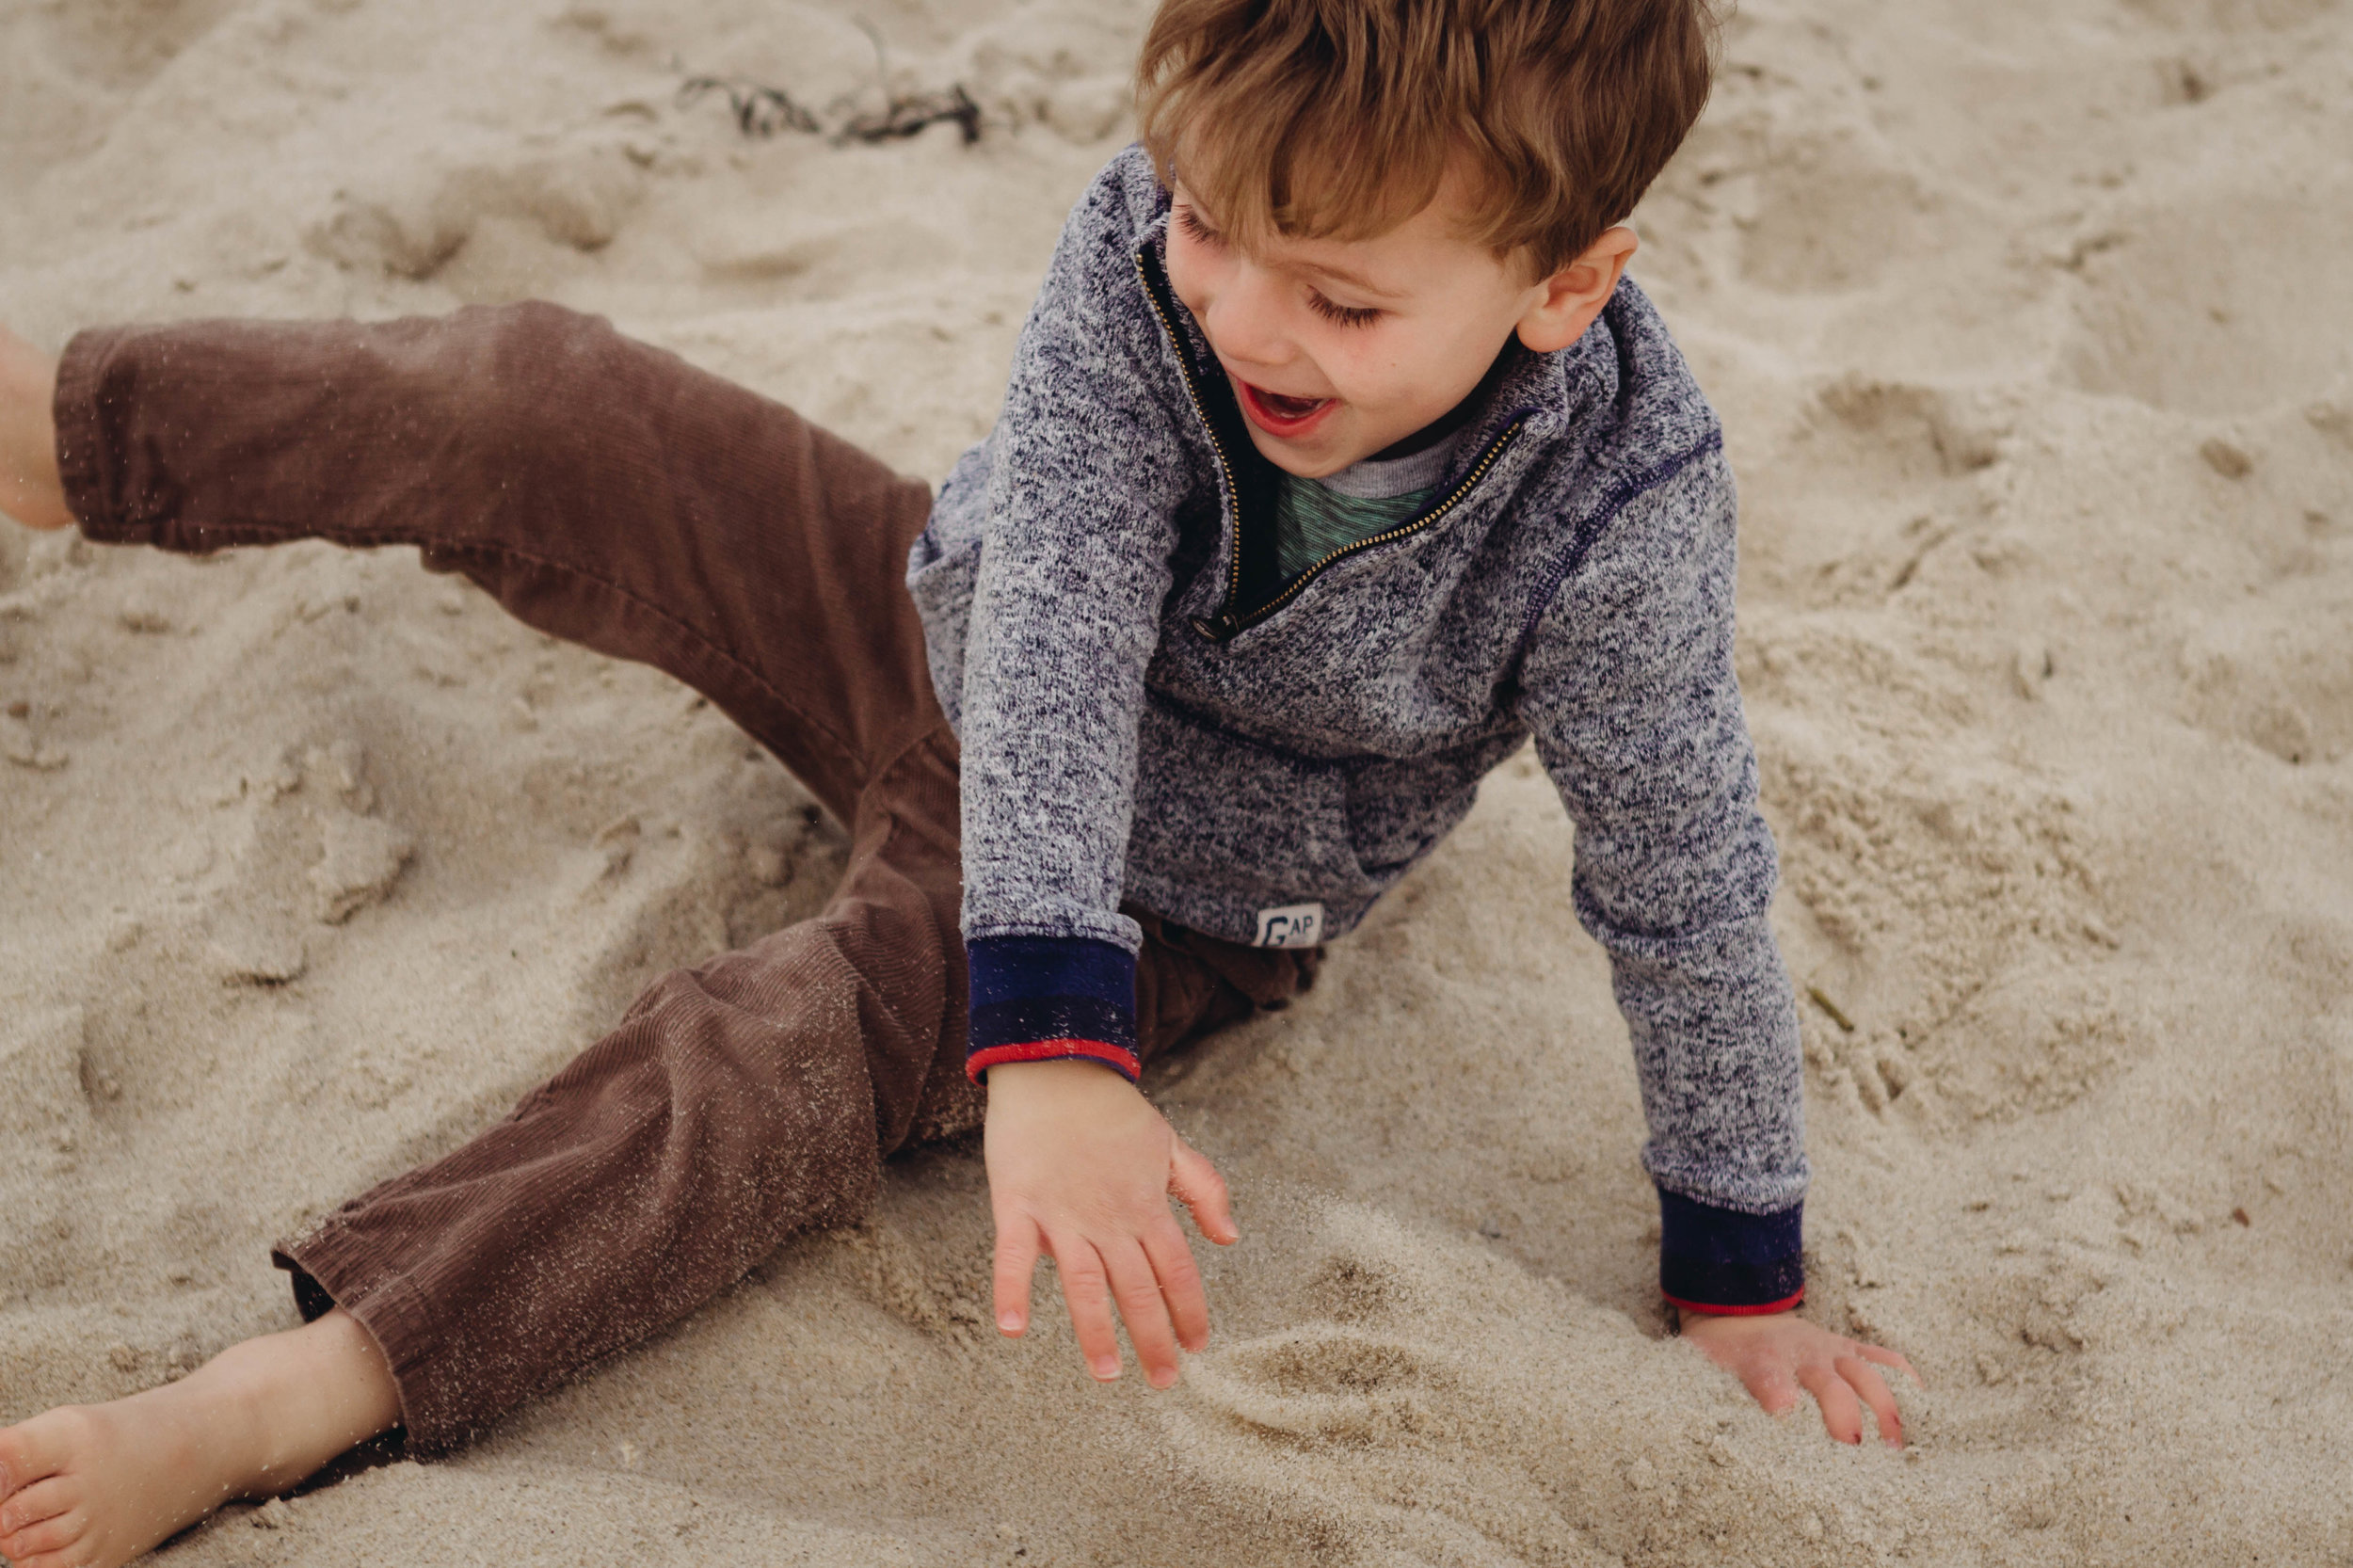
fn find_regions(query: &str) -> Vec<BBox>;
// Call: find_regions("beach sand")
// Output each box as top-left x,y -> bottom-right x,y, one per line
2,0 -> 2349,1562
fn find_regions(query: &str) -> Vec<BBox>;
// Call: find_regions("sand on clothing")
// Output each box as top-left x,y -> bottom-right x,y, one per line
2,0 -> 2349,1562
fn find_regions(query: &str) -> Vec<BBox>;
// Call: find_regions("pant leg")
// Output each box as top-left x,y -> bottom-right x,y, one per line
56,303 -> 976,1447
53,303 -> 1315,1452
54,300 -> 935,824
276,732 -> 967,1456
1131,908 -> 1322,1067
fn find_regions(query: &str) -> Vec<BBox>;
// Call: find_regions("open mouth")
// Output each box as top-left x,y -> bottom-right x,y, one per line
1235,377 -> 1337,438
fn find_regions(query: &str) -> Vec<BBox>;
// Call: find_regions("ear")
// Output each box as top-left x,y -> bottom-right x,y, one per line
1514,226 -> 1640,354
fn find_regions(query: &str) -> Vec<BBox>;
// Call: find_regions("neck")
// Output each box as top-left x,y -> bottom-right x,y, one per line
1363,342 -> 1517,464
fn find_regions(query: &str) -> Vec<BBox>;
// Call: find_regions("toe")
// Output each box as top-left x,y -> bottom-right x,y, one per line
0,1475 -> 80,1533
18,1548 -> 100,1568
0,1416 -> 74,1499
2,1506 -> 88,1559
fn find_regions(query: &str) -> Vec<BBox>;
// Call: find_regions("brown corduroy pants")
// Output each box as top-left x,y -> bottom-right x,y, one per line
53,300 -> 1315,1455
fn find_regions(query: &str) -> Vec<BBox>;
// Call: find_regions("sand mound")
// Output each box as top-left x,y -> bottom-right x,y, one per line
4,0 -> 2350,1563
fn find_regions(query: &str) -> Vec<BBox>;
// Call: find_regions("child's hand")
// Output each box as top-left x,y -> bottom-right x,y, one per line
1678,1309 -> 1921,1447
984,1059 -> 1237,1389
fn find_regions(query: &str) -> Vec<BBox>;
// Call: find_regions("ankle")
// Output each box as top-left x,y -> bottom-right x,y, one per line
0,326 -> 72,534
200,1313 -> 402,1497
160,1343 -> 285,1500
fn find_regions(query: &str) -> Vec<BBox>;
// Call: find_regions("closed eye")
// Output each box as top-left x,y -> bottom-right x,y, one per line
1177,199 -> 1381,328
1175,201 -> 1225,248
1306,291 -> 1382,328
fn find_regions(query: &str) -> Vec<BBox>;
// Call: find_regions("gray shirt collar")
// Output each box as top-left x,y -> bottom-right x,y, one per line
1314,425 -> 1474,500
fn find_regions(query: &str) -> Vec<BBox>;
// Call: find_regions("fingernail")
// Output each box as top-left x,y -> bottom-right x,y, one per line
998,1312 -> 1024,1335
1148,1368 -> 1178,1390
1092,1357 -> 1120,1381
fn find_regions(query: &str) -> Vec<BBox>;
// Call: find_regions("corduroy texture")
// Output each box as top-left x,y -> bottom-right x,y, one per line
52,304 -> 1313,1454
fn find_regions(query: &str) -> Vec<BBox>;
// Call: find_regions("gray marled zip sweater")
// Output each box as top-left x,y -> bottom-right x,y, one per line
909,146 -> 1808,1310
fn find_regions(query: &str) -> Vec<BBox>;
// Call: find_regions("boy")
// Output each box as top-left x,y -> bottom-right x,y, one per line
0,0 -> 1914,1560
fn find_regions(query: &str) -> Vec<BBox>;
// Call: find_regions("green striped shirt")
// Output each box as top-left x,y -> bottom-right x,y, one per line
1269,429 -> 1467,585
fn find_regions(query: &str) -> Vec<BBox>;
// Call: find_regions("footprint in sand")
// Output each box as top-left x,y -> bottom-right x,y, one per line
306,148 -> 646,284
1737,123 -> 1943,296
2063,182 -> 2353,417
2175,588 -> 2353,766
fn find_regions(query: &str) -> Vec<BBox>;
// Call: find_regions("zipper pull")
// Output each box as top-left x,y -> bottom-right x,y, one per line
1191,614 -> 1235,640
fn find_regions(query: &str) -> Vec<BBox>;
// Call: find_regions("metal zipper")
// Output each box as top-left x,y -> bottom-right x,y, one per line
1132,250 -> 1249,637
1133,248 -> 1528,643
1213,416 -> 1528,636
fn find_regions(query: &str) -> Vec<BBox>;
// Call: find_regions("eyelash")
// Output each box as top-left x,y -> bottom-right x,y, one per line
1305,293 -> 1383,328
1176,202 -> 1385,330
1175,201 -> 1223,248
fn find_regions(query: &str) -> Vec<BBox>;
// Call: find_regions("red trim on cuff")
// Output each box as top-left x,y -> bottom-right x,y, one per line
967,1038 -> 1142,1083
1664,1287 -> 1805,1318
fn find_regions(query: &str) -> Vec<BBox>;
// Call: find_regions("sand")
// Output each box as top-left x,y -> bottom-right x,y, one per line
2,0 -> 2349,1562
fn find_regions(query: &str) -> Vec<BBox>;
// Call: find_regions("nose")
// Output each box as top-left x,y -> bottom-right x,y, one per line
1200,259 -> 1294,374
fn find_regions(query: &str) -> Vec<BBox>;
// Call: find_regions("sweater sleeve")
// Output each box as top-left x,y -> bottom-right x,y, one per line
958,152 -> 1196,1082
1514,439 -> 1810,1311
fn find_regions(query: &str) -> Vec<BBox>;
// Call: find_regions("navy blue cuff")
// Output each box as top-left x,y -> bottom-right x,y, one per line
1657,1187 -> 1805,1313
966,936 -> 1140,1082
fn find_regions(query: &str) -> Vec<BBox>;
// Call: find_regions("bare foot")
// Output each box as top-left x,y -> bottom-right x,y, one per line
0,1310 -> 401,1568
0,325 -> 73,533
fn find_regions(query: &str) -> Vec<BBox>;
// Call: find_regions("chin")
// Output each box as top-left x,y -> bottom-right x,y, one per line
1243,425 -> 1356,479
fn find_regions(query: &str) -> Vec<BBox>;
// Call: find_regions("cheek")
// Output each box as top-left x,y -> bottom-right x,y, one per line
1164,234 -> 1217,319
1315,330 -> 1434,414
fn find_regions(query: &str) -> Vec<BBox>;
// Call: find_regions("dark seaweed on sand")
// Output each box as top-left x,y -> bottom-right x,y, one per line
836,84 -> 982,145
675,73 -> 822,137
677,19 -> 984,149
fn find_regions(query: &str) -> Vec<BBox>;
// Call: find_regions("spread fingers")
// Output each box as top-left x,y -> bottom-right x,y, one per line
1103,1238 -> 1183,1389
990,1214 -> 1043,1336
1140,1215 -> 1210,1357
1798,1362 -> 1865,1446
1048,1237 -> 1124,1382
1837,1354 -> 1904,1448
1856,1341 -> 1924,1386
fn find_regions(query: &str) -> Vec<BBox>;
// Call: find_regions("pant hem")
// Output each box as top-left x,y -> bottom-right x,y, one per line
53,328 -> 127,537
275,1223 -> 466,1458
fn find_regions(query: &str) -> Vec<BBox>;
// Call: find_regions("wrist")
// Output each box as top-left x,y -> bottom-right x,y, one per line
1677,1305 -> 1791,1330
985,1057 -> 1141,1103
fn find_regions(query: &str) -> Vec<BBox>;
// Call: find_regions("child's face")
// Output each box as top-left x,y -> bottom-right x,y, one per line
1164,175 -> 1635,478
